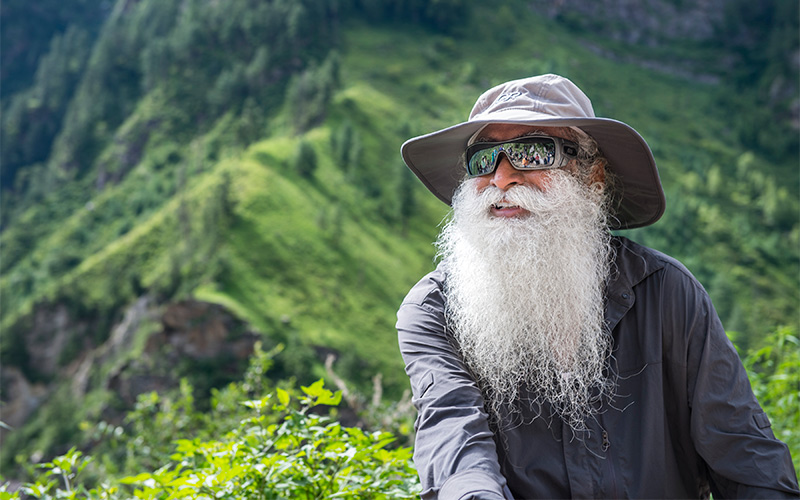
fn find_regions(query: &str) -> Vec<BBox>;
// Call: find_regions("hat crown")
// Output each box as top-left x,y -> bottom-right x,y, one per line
469,74 -> 596,121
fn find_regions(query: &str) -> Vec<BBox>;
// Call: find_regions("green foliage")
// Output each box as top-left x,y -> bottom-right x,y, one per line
396,161 -> 418,230
1,25 -> 91,187
293,140 -> 319,179
330,120 -> 362,170
4,385 -> 84,473
0,0 -> 104,99
287,52 -> 341,133
13,376 -> 420,500
351,0 -> 472,34
743,326 -> 800,471
19,447 -> 95,499
714,0 -> 798,162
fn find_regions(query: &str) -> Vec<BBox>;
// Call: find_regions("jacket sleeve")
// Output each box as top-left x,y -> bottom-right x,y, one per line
664,263 -> 800,498
396,269 -> 511,500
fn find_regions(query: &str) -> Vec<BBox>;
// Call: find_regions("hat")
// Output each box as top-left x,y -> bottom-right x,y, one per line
400,74 -> 665,229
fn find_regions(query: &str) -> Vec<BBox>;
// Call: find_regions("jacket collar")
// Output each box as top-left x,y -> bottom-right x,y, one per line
605,236 -> 665,332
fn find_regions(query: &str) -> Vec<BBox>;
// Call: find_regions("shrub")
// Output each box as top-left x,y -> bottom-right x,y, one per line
743,326 -> 800,471
12,380 -> 420,499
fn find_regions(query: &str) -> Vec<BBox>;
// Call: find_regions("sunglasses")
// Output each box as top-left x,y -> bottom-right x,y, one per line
465,135 -> 579,177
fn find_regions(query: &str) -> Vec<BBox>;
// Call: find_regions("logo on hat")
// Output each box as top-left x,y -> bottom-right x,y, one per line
496,91 -> 522,103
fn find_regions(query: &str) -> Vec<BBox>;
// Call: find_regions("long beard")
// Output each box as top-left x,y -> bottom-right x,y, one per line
437,171 -> 615,432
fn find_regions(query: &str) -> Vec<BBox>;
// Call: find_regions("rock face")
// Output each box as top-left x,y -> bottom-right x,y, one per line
1,297 -> 261,432
24,303 -> 92,378
528,0 -> 798,111
528,0 -> 726,44
107,299 -> 261,407
154,300 -> 258,361
1,367 -> 48,431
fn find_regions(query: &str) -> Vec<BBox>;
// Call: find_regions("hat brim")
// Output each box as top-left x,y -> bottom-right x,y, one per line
401,116 -> 665,230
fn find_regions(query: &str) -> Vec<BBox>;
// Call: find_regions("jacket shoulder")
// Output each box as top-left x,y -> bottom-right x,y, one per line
400,263 -> 447,308
615,236 -> 705,291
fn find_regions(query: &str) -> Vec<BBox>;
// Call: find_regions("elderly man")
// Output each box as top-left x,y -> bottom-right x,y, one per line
396,74 -> 799,499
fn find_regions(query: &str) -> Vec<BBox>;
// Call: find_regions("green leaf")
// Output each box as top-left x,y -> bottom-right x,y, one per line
317,389 -> 342,406
301,379 -> 326,399
119,473 -> 155,485
276,387 -> 290,407
300,379 -> 342,406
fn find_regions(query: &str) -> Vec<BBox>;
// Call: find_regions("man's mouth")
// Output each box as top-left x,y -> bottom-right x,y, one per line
491,201 -> 520,210
489,200 -> 529,218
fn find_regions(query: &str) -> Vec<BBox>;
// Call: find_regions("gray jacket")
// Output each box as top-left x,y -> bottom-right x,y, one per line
397,236 -> 799,499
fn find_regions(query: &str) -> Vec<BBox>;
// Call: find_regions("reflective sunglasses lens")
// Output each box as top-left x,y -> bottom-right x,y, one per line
504,140 -> 556,168
467,138 -> 560,176
467,148 -> 497,176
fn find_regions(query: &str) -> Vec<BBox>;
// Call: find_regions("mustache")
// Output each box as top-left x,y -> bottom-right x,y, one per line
482,184 -> 538,205
470,182 -> 563,214
457,173 -> 604,222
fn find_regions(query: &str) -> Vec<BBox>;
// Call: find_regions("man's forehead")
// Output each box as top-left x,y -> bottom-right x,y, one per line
476,123 -> 574,142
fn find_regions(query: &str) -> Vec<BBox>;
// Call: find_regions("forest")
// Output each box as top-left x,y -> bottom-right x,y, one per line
0,0 -> 798,496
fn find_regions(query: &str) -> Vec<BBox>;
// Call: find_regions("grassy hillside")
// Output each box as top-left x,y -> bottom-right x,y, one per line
1,0 -> 797,480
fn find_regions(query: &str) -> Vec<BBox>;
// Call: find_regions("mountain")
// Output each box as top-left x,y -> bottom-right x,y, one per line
1,0 -> 797,476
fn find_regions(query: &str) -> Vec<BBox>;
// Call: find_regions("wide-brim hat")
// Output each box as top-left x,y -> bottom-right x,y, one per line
400,74 -> 665,230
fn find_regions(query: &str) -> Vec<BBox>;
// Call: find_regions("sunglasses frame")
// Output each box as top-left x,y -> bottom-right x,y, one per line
464,134 -> 579,178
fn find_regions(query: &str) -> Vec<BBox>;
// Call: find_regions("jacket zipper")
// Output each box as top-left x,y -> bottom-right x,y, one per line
602,430 -> 619,498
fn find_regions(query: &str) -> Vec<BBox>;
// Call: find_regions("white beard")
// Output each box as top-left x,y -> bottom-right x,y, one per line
437,171 -> 615,432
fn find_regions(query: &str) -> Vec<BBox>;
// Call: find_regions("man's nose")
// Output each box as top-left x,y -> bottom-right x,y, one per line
490,154 -> 524,191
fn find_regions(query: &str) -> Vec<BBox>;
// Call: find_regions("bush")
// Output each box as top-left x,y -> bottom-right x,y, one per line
743,326 -> 800,471
11,379 -> 420,499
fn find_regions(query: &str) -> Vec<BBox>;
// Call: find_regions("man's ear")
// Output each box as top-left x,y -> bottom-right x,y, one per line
588,162 -> 606,188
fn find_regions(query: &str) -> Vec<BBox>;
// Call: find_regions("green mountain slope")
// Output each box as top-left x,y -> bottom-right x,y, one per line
1,0 -> 797,476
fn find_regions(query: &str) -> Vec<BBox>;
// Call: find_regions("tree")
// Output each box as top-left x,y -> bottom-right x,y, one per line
293,139 -> 318,179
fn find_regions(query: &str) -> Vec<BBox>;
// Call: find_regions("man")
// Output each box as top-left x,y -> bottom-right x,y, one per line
396,74 -> 799,499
